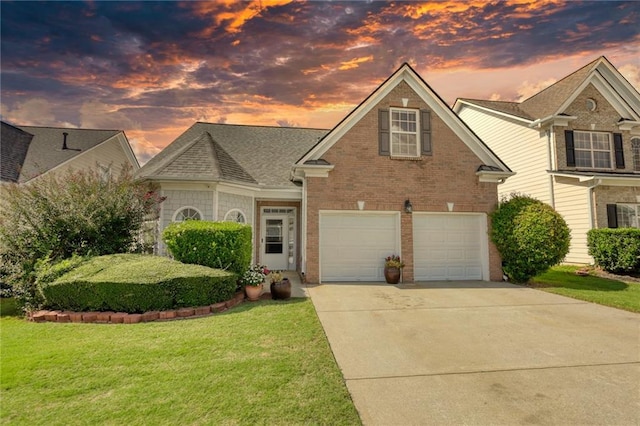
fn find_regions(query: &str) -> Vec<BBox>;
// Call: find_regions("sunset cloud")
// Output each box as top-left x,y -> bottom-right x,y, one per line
1,1 -> 638,164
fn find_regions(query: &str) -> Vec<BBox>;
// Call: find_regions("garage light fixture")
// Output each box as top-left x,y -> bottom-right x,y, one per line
404,199 -> 413,213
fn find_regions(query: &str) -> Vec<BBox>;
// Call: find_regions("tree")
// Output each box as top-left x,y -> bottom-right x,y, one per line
0,166 -> 164,310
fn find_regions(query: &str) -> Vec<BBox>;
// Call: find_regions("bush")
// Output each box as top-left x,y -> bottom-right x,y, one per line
39,254 -> 236,313
491,194 -> 571,283
587,228 -> 640,273
0,166 -> 164,311
162,221 -> 252,276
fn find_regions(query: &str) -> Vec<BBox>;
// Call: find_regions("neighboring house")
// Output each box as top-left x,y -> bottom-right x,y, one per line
454,56 -> 640,264
0,121 -> 139,183
139,63 -> 513,283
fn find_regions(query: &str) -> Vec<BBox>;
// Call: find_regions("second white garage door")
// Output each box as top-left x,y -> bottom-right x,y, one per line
319,212 -> 400,282
413,213 -> 487,281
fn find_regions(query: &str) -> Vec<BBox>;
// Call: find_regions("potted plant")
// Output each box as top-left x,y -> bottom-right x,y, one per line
384,255 -> 404,284
269,270 -> 291,300
241,264 -> 269,301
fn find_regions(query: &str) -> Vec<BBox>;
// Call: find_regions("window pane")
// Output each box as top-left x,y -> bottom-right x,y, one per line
575,151 -> 592,168
632,139 -> 640,171
593,151 -> 611,168
617,204 -> 639,228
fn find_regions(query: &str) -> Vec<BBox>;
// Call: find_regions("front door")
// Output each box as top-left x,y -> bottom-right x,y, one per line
261,214 -> 289,270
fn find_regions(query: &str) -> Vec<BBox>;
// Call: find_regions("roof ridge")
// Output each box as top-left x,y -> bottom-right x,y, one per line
209,136 -> 257,184
17,124 -> 122,132
194,121 -> 329,131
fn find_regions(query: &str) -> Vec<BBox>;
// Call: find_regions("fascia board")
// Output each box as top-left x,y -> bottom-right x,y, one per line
404,75 -> 511,171
454,99 -> 534,125
116,132 -> 140,169
476,170 -> 516,183
556,71 -> 640,121
298,68 -> 410,164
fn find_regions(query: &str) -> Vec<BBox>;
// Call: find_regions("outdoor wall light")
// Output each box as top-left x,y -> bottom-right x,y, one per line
404,199 -> 413,213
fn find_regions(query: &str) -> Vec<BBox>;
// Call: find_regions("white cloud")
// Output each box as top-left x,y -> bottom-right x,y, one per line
0,98 -> 58,126
618,63 -> 640,91
516,78 -> 557,101
79,100 -> 139,130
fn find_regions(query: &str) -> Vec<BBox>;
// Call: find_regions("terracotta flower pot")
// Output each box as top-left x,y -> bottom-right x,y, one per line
270,278 -> 291,300
384,267 -> 401,284
245,283 -> 263,301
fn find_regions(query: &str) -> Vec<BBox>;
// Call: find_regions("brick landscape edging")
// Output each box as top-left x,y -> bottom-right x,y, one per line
26,291 -> 248,324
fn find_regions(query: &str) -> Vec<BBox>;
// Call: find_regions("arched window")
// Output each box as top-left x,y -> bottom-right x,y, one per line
632,137 -> 640,171
173,207 -> 202,222
224,209 -> 246,224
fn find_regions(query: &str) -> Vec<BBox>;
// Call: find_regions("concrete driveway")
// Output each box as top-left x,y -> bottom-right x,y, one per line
308,281 -> 640,425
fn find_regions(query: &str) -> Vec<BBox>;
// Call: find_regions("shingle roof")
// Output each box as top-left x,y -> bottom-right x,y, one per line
14,124 -> 120,182
137,123 -> 328,187
460,56 -> 605,121
1,121 -> 33,182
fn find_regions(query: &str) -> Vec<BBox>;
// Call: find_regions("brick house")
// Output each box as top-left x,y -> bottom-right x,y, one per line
454,57 -> 640,264
138,63 -> 513,282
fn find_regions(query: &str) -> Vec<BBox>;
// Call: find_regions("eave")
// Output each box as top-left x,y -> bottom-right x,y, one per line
549,170 -> 640,187
529,115 -> 577,129
476,170 -> 516,183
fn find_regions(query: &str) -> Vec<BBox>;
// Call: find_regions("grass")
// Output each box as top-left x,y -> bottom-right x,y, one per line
0,298 -> 361,425
531,265 -> 640,313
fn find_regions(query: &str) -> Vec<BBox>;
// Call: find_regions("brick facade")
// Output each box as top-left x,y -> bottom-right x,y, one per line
594,186 -> 640,228
304,81 -> 503,283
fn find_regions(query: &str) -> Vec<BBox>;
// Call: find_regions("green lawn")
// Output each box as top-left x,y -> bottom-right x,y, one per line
0,298 -> 361,425
531,265 -> 640,313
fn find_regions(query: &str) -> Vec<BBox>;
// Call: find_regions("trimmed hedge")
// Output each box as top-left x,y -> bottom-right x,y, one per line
39,254 -> 236,313
491,194 -> 571,283
162,221 -> 252,276
587,228 -> 640,273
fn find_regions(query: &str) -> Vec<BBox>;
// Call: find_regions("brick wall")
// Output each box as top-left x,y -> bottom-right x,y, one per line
594,185 -> 640,228
557,83 -> 636,172
304,80 -> 502,283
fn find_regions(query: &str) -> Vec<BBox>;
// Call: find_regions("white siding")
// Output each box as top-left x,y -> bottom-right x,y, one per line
218,192 -> 253,225
458,106 -> 551,204
47,136 -> 135,178
554,182 -> 592,263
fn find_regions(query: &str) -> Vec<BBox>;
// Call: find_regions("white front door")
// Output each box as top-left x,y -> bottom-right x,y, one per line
261,214 -> 289,270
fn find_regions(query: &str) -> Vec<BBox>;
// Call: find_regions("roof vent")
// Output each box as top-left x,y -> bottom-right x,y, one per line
62,132 -> 69,150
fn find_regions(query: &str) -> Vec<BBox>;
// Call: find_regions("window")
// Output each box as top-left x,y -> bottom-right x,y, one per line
632,138 -> 640,172
617,204 -> 640,228
390,108 -> 419,157
573,131 -> 612,169
224,209 -> 246,224
173,207 -> 202,222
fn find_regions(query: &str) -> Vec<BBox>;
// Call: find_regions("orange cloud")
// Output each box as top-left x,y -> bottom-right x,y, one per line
338,56 -> 374,71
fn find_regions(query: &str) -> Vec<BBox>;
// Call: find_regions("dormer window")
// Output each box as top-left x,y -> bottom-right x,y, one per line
390,108 -> 419,157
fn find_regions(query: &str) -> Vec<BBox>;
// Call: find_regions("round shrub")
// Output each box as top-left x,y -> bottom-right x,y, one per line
491,194 -> 571,283
162,221 -> 252,276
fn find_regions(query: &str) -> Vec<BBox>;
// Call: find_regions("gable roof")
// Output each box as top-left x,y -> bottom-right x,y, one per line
11,124 -> 123,182
296,62 -> 511,174
1,121 -> 34,182
137,123 -> 328,187
456,56 -> 640,123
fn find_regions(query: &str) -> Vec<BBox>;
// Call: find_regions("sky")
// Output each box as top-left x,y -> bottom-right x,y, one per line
2,1 -> 639,165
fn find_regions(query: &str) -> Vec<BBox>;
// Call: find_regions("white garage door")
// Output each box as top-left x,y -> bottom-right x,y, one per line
413,214 -> 487,281
320,212 -> 400,282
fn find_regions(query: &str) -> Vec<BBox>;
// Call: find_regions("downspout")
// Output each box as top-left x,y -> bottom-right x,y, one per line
587,179 -> 602,229
300,175 -> 307,276
547,126 -> 556,208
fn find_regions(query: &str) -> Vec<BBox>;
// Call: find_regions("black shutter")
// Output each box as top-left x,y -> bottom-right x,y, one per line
420,109 -> 432,155
607,204 -> 618,228
565,130 -> 575,167
379,109 -> 390,156
614,133 -> 625,169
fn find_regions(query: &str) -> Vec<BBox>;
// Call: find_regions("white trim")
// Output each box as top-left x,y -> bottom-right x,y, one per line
412,212 -> 490,281
476,170 -> 516,183
573,130 -> 614,170
172,206 -> 203,222
318,210 -> 401,283
223,208 -> 247,224
115,132 -> 140,170
389,107 -> 420,158
453,100 -> 534,125
298,64 -> 510,172
261,207 -> 297,271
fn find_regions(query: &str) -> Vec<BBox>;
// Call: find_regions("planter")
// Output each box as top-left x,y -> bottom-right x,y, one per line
270,278 -> 291,300
384,267 -> 401,284
245,283 -> 263,301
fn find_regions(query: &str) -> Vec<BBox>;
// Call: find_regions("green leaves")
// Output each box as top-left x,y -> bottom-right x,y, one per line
162,221 -> 252,276
491,194 -> 571,283
588,228 -> 640,273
